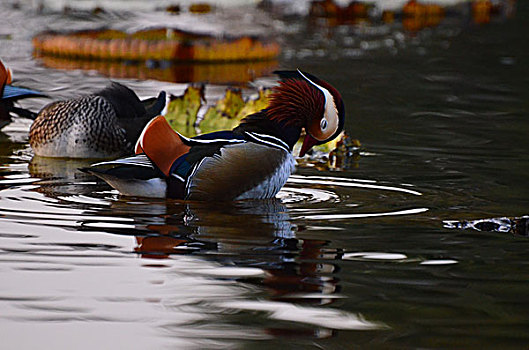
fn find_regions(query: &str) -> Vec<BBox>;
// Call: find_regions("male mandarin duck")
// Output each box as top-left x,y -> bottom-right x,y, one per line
82,70 -> 345,200
1,60 -> 44,128
29,82 -> 166,158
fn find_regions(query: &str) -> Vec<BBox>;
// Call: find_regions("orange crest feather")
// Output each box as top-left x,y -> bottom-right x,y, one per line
267,80 -> 324,126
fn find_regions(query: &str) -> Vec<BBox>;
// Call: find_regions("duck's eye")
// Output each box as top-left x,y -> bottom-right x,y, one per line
320,118 -> 328,130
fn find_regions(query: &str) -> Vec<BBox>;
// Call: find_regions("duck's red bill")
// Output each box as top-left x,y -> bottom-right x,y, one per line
299,134 -> 319,157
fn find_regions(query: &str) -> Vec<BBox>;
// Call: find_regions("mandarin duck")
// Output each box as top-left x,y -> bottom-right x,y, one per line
1,60 -> 45,129
82,70 -> 345,200
29,82 -> 166,158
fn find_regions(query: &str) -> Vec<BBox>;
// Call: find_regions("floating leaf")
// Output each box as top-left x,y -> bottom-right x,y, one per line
212,88 -> 245,119
165,85 -> 204,137
199,88 -> 249,134
189,3 -> 212,14
235,88 -> 271,119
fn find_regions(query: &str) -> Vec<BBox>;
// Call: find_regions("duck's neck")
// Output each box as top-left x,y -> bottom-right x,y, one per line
233,109 -> 302,151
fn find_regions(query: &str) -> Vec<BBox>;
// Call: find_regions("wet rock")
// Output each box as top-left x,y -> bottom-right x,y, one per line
444,216 -> 529,236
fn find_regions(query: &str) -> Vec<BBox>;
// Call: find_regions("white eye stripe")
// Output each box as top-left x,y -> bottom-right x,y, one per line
298,69 -> 329,100
324,97 -> 338,125
298,69 -> 339,139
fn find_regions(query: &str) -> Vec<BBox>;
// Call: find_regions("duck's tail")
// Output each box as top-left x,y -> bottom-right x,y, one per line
9,106 -> 38,119
96,82 -> 166,120
95,82 -> 146,119
79,154 -> 167,198
98,82 -> 167,150
142,91 -> 166,119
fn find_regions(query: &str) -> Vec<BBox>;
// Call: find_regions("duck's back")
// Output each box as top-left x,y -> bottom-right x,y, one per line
29,95 -> 127,158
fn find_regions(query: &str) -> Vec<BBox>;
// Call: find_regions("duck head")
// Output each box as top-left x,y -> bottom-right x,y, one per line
269,69 -> 345,156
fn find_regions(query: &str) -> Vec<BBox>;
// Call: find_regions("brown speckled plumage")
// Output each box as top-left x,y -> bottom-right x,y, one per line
30,95 -> 126,158
29,82 -> 165,159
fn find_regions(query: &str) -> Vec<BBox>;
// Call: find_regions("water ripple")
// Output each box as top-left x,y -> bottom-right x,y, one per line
420,260 -> 459,266
217,300 -> 387,330
277,187 -> 339,204
297,207 -> 429,221
287,175 -> 423,196
343,252 -> 408,261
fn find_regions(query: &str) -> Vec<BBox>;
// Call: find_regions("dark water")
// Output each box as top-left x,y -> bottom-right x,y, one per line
1,1 -> 529,349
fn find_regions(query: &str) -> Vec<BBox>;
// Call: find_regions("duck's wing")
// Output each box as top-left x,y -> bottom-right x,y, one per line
186,141 -> 296,201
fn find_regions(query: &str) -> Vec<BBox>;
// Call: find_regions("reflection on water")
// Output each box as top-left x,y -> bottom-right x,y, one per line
36,55 -> 279,84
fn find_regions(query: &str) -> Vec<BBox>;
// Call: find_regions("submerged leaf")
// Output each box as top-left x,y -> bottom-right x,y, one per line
326,132 -> 361,169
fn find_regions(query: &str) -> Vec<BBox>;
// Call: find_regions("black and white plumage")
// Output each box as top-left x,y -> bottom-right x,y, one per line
82,70 -> 345,201
29,82 -> 165,158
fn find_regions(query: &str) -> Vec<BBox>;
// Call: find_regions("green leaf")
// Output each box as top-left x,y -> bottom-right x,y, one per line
165,85 -> 205,137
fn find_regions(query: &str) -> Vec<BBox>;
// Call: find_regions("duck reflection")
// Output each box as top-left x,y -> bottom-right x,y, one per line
28,156 -> 101,196
121,200 -> 341,306
92,198 -> 344,337
0,131 -> 24,157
